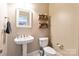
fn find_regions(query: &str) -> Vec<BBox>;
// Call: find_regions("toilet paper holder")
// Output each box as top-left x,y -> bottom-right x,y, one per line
56,43 -> 64,49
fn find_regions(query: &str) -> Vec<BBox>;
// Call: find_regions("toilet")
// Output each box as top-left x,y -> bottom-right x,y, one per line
39,37 -> 56,56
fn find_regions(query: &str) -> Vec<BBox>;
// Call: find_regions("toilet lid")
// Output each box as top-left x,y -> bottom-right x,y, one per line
43,47 -> 56,54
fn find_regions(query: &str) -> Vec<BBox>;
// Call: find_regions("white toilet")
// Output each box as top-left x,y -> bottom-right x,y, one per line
39,37 -> 56,56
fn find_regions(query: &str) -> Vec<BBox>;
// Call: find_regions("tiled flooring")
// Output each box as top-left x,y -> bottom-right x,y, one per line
27,50 -> 62,56
27,50 -> 40,56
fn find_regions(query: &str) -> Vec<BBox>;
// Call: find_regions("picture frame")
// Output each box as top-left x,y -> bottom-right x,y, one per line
16,8 -> 32,28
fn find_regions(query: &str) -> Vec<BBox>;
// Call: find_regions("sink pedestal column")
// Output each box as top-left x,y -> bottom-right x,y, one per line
22,44 -> 27,56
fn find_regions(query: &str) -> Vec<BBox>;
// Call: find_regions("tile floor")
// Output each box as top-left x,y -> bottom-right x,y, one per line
27,50 -> 62,56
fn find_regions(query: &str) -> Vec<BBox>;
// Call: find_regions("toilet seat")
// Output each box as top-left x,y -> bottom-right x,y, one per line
43,46 -> 56,56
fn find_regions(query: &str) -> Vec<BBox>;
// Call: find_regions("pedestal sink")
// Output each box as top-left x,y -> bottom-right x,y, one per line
14,35 -> 34,56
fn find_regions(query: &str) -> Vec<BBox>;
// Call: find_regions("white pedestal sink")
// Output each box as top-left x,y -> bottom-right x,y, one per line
14,35 -> 34,56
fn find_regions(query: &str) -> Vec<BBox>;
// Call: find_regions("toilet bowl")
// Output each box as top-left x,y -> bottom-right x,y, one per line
39,37 -> 56,56
43,46 -> 56,56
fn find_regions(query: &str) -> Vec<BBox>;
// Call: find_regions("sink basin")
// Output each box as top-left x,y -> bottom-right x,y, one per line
14,35 -> 34,56
14,35 -> 34,44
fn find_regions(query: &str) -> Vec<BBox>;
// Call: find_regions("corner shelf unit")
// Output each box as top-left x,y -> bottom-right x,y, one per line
38,14 -> 49,29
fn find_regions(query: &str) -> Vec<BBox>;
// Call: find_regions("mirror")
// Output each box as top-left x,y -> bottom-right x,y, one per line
16,8 -> 32,28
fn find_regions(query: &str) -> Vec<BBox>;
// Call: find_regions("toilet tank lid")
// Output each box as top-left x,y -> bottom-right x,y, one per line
39,37 -> 48,40
44,47 -> 56,54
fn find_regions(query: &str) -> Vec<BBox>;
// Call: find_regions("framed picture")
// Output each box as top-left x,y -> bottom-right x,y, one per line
16,8 -> 32,28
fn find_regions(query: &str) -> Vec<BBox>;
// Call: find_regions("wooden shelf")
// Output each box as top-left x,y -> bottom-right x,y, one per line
39,23 -> 48,28
38,14 -> 49,29
39,14 -> 48,21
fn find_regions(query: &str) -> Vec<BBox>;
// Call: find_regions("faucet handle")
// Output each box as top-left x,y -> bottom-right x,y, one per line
24,34 -> 26,37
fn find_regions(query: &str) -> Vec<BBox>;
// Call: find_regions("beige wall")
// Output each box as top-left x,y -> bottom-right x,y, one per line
49,4 -> 79,56
7,3 -> 49,56
1,3 -> 79,56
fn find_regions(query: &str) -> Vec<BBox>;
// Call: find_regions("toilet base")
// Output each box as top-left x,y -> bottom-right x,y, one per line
43,46 -> 57,56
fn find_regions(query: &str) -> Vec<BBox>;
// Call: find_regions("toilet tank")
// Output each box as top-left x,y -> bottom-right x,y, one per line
39,37 -> 48,47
